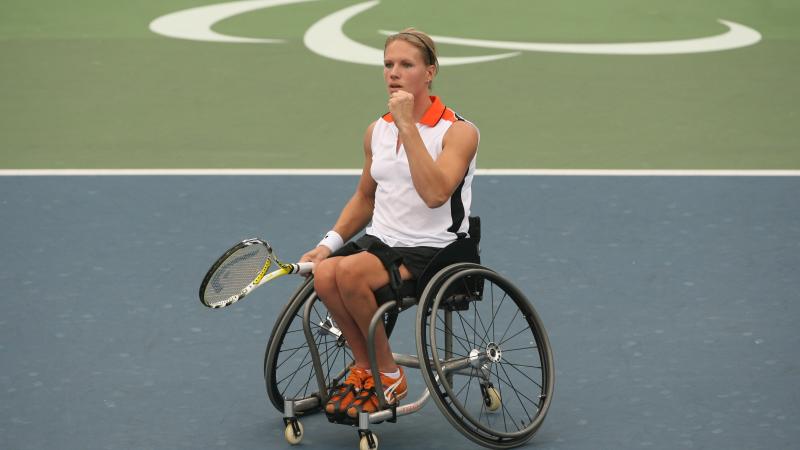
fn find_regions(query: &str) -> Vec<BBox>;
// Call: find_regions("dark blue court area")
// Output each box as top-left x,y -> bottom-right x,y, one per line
1,175 -> 798,449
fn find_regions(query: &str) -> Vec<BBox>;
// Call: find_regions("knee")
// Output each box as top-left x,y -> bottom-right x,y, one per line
313,258 -> 339,297
334,257 -> 369,295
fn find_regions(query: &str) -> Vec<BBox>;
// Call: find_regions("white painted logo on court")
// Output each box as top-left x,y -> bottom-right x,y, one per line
149,0 -> 762,65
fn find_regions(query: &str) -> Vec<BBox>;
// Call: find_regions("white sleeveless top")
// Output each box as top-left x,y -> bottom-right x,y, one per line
365,96 -> 477,248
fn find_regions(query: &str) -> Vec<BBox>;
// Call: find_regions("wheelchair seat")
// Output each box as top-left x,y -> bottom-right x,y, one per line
373,216 -> 481,305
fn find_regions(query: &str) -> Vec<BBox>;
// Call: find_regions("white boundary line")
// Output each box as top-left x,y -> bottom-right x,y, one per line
478,169 -> 800,176
0,169 -> 799,177
0,169 -> 362,176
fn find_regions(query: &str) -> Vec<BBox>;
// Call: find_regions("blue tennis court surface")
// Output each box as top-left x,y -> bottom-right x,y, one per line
1,175 -> 798,449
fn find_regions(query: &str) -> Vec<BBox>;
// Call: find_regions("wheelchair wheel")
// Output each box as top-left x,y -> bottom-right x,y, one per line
416,264 -> 555,449
263,277 -> 354,415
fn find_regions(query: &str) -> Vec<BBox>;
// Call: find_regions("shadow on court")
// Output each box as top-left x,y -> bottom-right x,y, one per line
1,176 -> 798,449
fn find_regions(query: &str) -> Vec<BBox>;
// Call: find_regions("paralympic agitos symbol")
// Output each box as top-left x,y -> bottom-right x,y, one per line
149,0 -> 762,65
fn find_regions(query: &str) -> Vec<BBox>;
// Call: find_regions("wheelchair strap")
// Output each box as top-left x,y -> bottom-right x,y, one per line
365,240 -> 404,306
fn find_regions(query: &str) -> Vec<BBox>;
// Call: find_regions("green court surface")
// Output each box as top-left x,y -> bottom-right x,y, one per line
1,0 -> 798,169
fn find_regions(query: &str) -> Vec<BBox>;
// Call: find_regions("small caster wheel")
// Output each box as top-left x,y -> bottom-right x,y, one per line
359,433 -> 378,450
485,386 -> 501,412
284,420 -> 303,445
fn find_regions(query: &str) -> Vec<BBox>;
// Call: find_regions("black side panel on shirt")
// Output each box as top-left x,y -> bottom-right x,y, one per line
447,175 -> 467,239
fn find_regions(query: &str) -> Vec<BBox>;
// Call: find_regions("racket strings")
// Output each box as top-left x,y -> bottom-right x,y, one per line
203,245 -> 271,306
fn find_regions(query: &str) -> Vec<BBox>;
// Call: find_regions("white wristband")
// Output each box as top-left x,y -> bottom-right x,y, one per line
318,230 -> 344,253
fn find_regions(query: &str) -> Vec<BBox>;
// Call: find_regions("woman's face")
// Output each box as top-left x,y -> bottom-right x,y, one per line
383,39 -> 434,96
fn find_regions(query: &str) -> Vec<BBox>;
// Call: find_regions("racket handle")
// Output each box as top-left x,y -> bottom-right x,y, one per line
290,262 -> 314,275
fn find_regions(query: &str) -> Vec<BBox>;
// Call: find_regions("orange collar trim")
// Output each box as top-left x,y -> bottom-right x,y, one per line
382,96 -> 445,127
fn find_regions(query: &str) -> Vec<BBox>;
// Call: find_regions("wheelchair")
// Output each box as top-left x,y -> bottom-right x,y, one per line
263,218 -> 554,450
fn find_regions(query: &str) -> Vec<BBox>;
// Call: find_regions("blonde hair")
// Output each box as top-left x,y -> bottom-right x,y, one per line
384,27 -> 439,86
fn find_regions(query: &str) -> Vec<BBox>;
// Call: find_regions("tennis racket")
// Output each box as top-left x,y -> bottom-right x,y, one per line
199,238 -> 314,309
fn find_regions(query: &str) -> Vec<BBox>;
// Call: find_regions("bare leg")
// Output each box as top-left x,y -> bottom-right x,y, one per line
314,257 -> 371,368
334,252 -> 413,372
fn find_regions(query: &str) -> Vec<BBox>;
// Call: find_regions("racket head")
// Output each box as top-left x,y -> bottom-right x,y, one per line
199,238 -> 273,308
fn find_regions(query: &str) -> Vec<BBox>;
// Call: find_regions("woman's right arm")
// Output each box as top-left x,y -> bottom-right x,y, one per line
300,122 -> 377,264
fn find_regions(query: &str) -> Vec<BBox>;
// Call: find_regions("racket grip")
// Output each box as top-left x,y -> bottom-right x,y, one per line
292,262 -> 314,275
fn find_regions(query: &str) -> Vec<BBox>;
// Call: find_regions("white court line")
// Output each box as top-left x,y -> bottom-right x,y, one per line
0,169 -> 799,176
0,169 -> 362,176
477,169 -> 800,176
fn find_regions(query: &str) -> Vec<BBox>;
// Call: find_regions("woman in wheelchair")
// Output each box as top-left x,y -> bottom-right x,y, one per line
299,28 -> 480,420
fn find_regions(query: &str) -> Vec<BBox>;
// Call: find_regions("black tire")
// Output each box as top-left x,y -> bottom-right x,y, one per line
416,264 -> 555,449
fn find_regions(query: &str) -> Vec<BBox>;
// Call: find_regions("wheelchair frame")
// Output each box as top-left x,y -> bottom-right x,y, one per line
264,223 -> 554,450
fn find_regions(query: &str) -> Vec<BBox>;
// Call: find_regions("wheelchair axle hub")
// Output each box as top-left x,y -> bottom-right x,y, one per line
469,342 -> 502,368
486,342 -> 502,362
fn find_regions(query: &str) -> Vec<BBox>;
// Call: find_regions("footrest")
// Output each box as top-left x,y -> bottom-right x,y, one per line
324,405 -> 397,426
324,410 -> 359,426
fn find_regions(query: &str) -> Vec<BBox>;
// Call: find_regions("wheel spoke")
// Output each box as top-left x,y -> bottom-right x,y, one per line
490,282 -> 496,343
323,340 -> 343,386
477,378 -> 487,426
499,324 -> 531,348
497,308 -> 521,345
497,361 -> 534,425
452,312 -> 470,355
291,356 -> 318,399
501,359 -> 544,391
277,338 -> 310,368
321,327 -> 332,381
436,320 -> 473,354
491,360 -> 511,432
278,331 -> 322,387
470,282 -> 492,345
278,347 -> 314,388
453,375 -> 471,403
486,289 -> 509,345
494,369 -> 539,408
453,309 -> 489,349
503,361 -> 542,369
277,342 -> 309,354
501,345 -> 538,353
437,315 -> 473,355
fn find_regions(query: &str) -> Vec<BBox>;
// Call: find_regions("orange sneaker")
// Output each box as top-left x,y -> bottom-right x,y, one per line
325,366 -> 368,416
345,367 -> 408,419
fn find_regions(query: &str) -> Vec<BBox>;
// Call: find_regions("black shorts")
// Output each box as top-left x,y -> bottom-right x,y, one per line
343,234 -> 439,280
